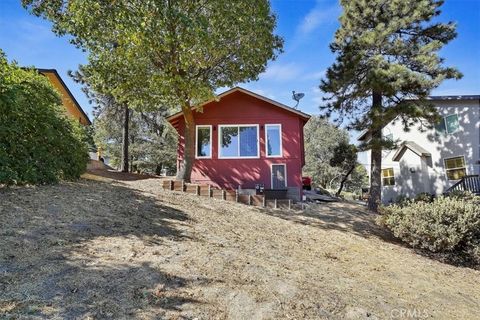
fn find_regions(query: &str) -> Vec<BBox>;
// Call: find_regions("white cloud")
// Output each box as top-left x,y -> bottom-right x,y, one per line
311,86 -> 326,105
302,69 -> 326,81
260,62 -> 302,81
243,86 -> 277,100
297,2 -> 340,35
17,20 -> 55,43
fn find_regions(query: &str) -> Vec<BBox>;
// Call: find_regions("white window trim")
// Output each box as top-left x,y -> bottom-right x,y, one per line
444,113 -> 460,134
265,124 -> 283,158
444,155 -> 467,181
381,167 -> 395,187
195,125 -> 212,159
270,163 -> 287,189
218,124 -> 260,159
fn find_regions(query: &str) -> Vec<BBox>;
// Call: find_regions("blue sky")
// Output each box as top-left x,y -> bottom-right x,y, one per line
1,0 -> 479,124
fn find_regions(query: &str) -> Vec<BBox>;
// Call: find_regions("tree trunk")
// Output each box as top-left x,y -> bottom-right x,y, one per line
336,165 -> 355,197
120,104 -> 129,173
367,91 -> 383,212
176,106 -> 195,182
368,142 -> 382,211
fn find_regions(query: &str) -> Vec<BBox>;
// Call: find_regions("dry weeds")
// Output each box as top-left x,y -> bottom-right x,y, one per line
0,170 -> 479,319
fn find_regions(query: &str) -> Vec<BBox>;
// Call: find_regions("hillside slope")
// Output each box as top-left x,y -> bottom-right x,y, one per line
1,172 -> 479,319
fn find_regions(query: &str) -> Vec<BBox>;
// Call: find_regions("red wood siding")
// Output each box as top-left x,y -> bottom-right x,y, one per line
171,90 -> 309,196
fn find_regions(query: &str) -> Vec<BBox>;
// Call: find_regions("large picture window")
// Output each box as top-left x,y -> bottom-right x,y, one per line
266,124 -> 282,157
196,125 -> 211,158
382,168 -> 395,186
219,125 -> 259,158
444,156 -> 466,180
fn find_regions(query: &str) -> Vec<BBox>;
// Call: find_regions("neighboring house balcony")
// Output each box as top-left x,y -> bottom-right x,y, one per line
357,95 -> 480,203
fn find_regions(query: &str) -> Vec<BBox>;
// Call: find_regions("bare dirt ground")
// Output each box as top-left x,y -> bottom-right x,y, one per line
1,170 -> 479,319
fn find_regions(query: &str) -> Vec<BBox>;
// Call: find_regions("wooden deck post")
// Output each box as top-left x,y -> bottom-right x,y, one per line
248,195 -> 252,205
235,190 -> 239,203
181,180 -> 185,192
274,199 -> 277,209
196,185 -> 200,196
208,185 -> 212,198
222,190 -> 226,200
288,199 -> 292,210
262,196 -> 266,208
169,180 -> 174,191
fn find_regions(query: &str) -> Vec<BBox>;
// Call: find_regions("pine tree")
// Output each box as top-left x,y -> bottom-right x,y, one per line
70,69 -> 131,172
320,0 -> 461,211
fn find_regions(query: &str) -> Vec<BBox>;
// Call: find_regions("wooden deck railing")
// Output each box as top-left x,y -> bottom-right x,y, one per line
445,175 -> 480,195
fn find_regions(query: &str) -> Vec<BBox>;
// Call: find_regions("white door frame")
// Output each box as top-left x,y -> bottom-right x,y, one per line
270,163 -> 287,189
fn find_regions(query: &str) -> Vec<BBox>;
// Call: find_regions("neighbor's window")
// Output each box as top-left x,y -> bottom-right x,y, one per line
382,168 -> 395,186
196,125 -> 211,158
266,124 -> 282,157
384,133 -> 393,141
219,125 -> 258,158
445,114 -> 460,134
436,114 -> 460,135
444,156 -> 466,180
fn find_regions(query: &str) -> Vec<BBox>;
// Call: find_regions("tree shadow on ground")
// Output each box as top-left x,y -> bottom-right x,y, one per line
262,201 -> 398,243
0,180 -> 208,318
84,169 -> 161,181
263,201 -> 479,270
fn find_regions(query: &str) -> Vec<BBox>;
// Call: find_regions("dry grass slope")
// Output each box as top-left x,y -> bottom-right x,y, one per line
1,171 -> 479,319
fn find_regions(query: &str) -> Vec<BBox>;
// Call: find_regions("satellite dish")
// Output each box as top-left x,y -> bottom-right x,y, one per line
292,91 -> 305,108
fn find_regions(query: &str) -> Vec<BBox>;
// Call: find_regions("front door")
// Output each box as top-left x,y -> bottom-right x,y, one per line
271,164 -> 286,189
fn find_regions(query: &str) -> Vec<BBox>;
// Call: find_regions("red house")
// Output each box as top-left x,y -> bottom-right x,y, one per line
167,87 -> 310,200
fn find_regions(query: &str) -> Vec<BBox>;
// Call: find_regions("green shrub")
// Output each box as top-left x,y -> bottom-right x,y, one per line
448,190 -> 477,200
0,51 -> 88,185
414,192 -> 434,203
393,194 -> 411,207
378,196 -> 480,265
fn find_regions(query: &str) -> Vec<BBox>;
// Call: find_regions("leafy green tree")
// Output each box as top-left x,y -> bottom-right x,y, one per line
71,67 -> 131,172
23,0 -> 283,182
329,141 -> 358,196
92,97 -> 177,174
303,116 -> 349,188
0,50 -> 88,185
320,0 -> 461,211
344,164 -> 369,194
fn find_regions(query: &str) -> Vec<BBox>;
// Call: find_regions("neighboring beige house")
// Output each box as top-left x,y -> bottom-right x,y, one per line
37,69 -> 91,126
358,95 -> 480,203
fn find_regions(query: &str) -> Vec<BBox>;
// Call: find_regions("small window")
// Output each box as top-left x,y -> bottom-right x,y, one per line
435,119 -> 447,135
196,125 -> 211,158
219,125 -> 259,158
435,114 -> 460,135
266,124 -> 282,157
382,168 -> 395,186
445,114 -> 459,134
384,133 -> 393,141
444,156 -> 466,180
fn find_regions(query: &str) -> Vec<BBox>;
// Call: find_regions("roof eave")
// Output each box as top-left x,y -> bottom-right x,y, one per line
166,87 -> 311,123
37,69 -> 92,125
392,142 -> 431,161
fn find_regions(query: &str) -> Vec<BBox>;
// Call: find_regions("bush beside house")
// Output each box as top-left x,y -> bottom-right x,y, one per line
0,51 -> 88,185
378,194 -> 480,266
